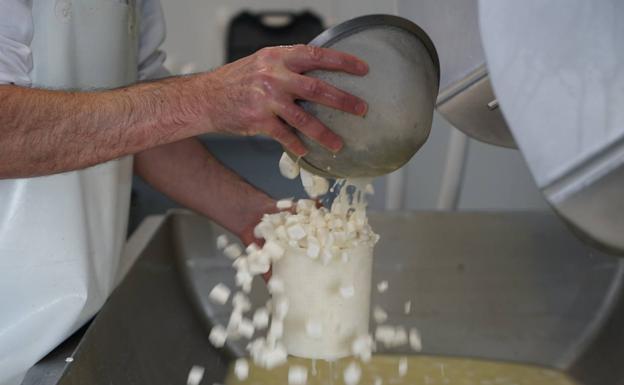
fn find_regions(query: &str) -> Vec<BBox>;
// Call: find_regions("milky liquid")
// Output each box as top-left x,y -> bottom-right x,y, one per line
225,355 -> 578,385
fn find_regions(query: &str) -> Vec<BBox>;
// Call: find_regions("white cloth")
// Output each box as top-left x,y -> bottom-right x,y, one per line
0,0 -> 168,85
0,1 -> 168,384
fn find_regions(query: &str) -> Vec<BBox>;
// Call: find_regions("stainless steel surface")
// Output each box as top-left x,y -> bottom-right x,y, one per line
25,211 -> 624,384
399,0 -> 516,148
179,211 -> 624,384
479,0 -> 624,253
294,15 -> 440,178
436,66 -> 515,148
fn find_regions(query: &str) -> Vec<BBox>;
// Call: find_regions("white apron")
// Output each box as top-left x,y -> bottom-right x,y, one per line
0,1 -> 138,384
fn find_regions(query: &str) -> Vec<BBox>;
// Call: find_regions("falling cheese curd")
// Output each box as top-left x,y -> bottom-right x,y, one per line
209,152 -> 381,371
226,355 -> 579,385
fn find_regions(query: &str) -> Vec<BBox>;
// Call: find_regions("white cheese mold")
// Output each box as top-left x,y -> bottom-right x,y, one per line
272,242 -> 374,360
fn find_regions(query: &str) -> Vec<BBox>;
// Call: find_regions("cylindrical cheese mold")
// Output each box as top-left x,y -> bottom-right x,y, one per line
272,243 -> 374,360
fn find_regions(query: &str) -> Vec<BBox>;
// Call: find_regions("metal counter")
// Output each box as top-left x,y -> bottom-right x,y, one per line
23,211 -> 624,385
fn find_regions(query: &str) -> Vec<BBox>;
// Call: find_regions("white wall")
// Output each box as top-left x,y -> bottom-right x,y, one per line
403,113 -> 548,211
459,136 -> 548,210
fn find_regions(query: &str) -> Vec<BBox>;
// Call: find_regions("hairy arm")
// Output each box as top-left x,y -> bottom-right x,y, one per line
134,138 -> 275,244
0,76 -> 210,178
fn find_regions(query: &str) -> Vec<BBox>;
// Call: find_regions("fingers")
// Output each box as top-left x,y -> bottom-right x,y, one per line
274,100 -> 343,152
286,74 -> 367,116
283,45 -> 369,76
265,119 -> 308,157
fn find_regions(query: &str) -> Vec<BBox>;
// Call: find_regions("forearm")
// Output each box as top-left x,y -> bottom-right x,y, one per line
134,138 -> 275,243
0,75 -> 213,179
0,45 -> 369,180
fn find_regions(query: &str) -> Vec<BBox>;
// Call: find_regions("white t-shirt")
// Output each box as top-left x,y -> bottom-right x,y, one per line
0,0 -> 168,86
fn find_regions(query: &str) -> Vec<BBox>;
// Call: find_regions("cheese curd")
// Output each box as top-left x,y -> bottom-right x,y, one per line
211,162 -> 380,367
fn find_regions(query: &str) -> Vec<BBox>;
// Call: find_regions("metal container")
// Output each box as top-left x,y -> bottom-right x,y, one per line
293,15 -> 440,178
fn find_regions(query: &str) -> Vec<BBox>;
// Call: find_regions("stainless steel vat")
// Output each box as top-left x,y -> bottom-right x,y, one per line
23,211 -> 624,385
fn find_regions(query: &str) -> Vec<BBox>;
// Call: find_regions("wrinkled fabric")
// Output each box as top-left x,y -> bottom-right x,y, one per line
0,1 -> 167,384
0,0 -> 167,86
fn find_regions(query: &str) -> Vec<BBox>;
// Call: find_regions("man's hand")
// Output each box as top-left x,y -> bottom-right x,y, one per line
202,45 -> 369,156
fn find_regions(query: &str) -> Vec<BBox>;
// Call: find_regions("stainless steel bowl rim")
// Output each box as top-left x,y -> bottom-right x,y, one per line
308,14 -> 440,86
294,14 -> 441,179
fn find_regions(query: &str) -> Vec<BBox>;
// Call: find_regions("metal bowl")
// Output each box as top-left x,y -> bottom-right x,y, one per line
293,15 -> 440,178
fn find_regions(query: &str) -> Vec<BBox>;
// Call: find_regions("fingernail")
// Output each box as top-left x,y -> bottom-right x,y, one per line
331,140 -> 344,153
355,102 -> 368,115
357,62 -> 369,74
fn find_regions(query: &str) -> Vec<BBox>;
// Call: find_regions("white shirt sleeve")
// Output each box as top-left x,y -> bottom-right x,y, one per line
137,0 -> 170,81
0,0 -> 33,86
